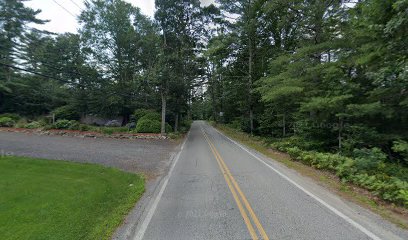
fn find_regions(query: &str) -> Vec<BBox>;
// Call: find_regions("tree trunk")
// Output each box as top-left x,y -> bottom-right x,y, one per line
174,113 -> 179,132
209,66 -> 217,122
282,113 -> 286,137
338,117 -> 343,152
248,31 -> 254,135
161,91 -> 166,135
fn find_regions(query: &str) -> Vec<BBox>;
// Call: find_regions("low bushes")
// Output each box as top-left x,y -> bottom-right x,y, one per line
15,118 -> 28,128
0,117 -> 15,127
53,120 -> 80,130
133,109 -> 151,121
100,127 -> 128,135
139,112 -> 161,122
136,119 -> 161,133
179,120 -> 192,133
0,113 -> 20,122
226,119 -> 242,130
24,121 -> 43,129
52,105 -> 80,120
79,124 -> 91,132
392,140 -> 408,164
133,109 -> 173,133
165,123 -> 172,133
348,174 -> 408,206
272,141 -> 408,207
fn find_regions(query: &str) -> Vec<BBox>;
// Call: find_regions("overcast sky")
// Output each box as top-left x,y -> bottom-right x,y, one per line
25,0 -> 215,34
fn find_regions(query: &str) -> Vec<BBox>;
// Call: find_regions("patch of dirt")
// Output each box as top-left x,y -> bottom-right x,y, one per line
0,130 -> 179,178
0,127 -> 166,140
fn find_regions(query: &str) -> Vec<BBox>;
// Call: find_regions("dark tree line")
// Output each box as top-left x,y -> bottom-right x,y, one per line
1,0 -> 407,162
204,0 -> 408,162
0,0 -> 213,133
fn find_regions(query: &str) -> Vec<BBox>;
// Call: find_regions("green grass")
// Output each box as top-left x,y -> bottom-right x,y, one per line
0,156 -> 145,240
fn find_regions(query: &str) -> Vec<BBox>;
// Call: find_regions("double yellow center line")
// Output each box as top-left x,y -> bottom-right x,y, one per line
201,128 -> 269,240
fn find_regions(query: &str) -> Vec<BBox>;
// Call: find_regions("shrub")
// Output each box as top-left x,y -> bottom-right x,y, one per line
179,120 -> 192,133
101,128 -> 114,135
392,140 -> 408,164
347,174 -> 408,207
42,124 -> 54,130
0,113 -> 20,121
133,109 -> 157,121
167,132 -> 181,139
24,121 -> 42,129
139,112 -> 161,122
79,124 -> 91,132
271,137 -> 303,152
100,127 -> 128,135
382,163 -> 408,182
15,118 -> 28,128
227,119 -> 242,130
52,105 -> 80,120
335,158 -> 356,178
276,139 -> 408,206
165,123 -> 173,133
67,120 -> 79,130
0,117 -> 15,127
54,120 -> 70,129
53,120 -> 80,130
353,148 -> 387,173
136,119 -> 161,133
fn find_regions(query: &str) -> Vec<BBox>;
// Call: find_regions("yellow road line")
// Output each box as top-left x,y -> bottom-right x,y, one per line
209,140 -> 270,240
202,128 -> 269,240
201,129 -> 258,240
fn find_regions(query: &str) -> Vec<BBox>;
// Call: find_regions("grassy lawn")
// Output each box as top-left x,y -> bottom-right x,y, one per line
0,156 -> 144,240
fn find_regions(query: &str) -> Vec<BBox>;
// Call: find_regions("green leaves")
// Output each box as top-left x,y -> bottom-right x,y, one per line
300,95 -> 353,113
346,102 -> 384,117
392,140 -> 408,164
273,138 -> 408,207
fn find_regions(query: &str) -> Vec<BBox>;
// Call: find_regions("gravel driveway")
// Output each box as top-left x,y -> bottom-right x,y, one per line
0,131 -> 178,179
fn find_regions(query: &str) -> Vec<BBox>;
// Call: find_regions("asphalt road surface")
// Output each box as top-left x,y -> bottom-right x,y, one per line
133,121 -> 408,240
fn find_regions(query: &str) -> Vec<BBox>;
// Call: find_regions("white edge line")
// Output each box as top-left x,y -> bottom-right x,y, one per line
211,126 -> 382,240
133,131 -> 189,240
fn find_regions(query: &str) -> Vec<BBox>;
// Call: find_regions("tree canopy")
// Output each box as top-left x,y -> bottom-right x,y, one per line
0,0 -> 407,163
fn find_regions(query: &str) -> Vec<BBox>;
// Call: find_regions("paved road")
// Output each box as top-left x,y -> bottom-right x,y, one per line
0,131 -> 177,177
134,121 -> 408,240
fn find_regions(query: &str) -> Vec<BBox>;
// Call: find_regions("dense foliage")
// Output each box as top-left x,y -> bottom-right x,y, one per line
205,0 -> 407,163
0,0 -> 209,133
1,0 -> 407,204
272,140 -> 408,207
201,0 -> 408,206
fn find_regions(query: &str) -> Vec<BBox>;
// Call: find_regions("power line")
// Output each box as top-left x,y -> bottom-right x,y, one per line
0,62 -> 136,99
0,62 -> 83,86
68,0 -> 84,11
0,43 -> 102,81
52,0 -> 77,18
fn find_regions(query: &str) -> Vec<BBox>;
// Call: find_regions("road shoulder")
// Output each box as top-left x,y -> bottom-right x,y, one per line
211,123 -> 408,237
113,133 -> 188,240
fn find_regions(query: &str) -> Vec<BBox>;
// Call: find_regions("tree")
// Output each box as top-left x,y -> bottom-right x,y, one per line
155,0 -> 205,133
80,0 -> 157,122
0,0 -> 46,111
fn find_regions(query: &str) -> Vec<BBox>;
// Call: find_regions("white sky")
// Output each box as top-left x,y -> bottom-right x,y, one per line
25,0 -> 215,34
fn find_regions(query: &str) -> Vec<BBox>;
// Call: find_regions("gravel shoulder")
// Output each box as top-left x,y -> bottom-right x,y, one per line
0,130 -> 178,179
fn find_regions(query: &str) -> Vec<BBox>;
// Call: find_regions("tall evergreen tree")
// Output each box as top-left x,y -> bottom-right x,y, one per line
0,0 -> 46,111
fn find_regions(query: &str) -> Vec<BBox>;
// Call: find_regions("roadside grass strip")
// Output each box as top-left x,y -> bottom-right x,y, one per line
0,156 -> 144,240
